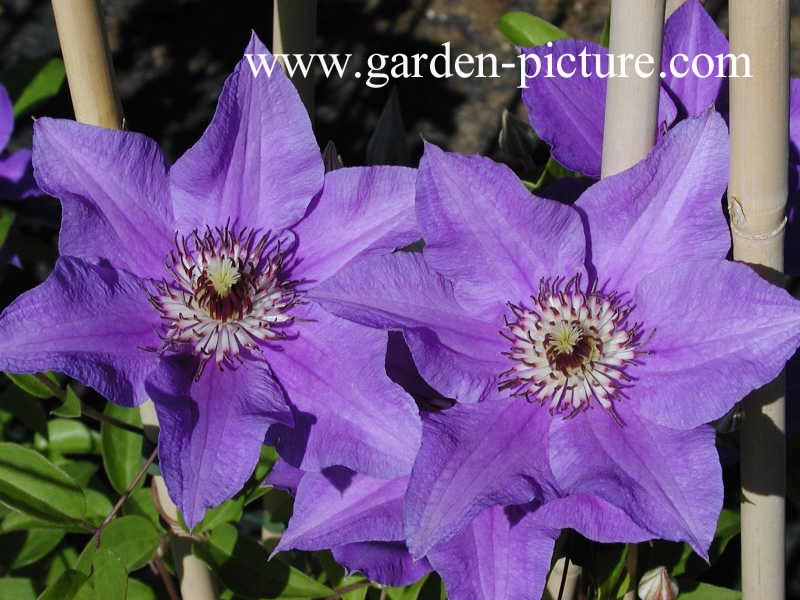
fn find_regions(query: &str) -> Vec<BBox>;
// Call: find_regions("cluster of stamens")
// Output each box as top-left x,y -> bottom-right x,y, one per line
147,224 -> 299,375
499,275 -> 647,421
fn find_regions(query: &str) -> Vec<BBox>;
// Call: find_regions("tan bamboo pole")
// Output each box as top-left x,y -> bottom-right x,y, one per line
729,1 -> 790,598
273,0 -> 317,113
665,0 -> 687,18
51,0 -> 122,128
51,2 -> 216,598
600,1 -> 665,590
265,0 -> 317,545
601,0 -> 666,177
544,558 -> 582,600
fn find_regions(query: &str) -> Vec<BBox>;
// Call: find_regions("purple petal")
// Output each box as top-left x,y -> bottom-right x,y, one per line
532,494 -> 651,543
428,505 -> 557,600
404,396 -> 555,558
0,149 -> 40,200
276,468 -> 407,552
293,166 -> 418,285
577,111 -> 729,292
32,118 -> 174,279
332,542 -> 431,587
0,85 -> 12,151
311,252 -> 507,403
264,457 -> 303,495
662,0 -> 729,116
788,78 -> 800,275
267,303 -> 421,479
386,331 -> 447,404
633,259 -> 800,429
521,40 -> 678,178
549,409 -> 721,556
416,143 -> 585,313
170,33 -> 323,233
0,257 -> 159,406
146,357 -> 292,529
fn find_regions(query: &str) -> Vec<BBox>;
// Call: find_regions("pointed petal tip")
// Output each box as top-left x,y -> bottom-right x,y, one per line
246,30 -> 270,56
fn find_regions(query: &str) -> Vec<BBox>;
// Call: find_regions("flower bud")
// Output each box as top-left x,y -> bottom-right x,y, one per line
638,566 -> 679,600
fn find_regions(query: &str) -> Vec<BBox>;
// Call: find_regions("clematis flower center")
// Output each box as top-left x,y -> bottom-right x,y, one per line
147,224 -> 299,374
499,275 -> 645,420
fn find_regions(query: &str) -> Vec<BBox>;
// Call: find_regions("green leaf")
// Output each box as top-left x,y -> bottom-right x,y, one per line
386,575 -> 428,600
0,442 -> 86,522
101,404 -> 144,495
37,570 -> 89,600
714,508 -> 740,557
340,576 -> 369,600
45,546 -> 79,587
0,209 -> 15,250
121,487 -> 162,531
0,577 -> 36,600
679,583 -> 742,599
193,495 -> 245,533
532,157 -> 580,190
74,515 -> 160,575
89,548 -> 128,600
194,523 -> 334,598
13,58 -> 66,117
1,507 -> 87,533
35,419 -> 100,454
592,543 -> 630,598
600,12 -> 611,47
5,372 -> 59,399
58,460 -> 99,487
52,386 -> 82,419
1,529 -> 65,569
497,11 -> 570,47
127,578 -> 156,600
0,386 -> 48,436
85,489 -> 114,527
97,515 -> 160,572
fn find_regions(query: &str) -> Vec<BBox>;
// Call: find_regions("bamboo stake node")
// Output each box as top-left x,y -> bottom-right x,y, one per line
729,1 -> 789,599
600,2 -> 666,592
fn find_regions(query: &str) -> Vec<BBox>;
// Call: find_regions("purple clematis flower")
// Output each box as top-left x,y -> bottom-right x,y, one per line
521,0 -> 732,178
524,0 -> 800,272
0,34 -> 421,527
0,83 -> 38,200
269,336 -> 656,600
311,112 -> 800,573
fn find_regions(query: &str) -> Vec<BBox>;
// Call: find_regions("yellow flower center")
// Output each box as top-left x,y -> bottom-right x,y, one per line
205,256 -> 242,298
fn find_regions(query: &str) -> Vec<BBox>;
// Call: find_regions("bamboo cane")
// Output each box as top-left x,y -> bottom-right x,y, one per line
51,0 -> 122,128
263,0 -> 317,545
601,0 -> 666,177
665,0 -> 687,19
729,1 -> 790,599
543,558 -> 582,600
600,1 -> 666,592
273,0 -> 317,113
50,1 -> 216,597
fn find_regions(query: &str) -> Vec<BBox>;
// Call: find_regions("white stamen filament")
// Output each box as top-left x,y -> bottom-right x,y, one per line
499,275 -> 646,420
147,225 -> 299,376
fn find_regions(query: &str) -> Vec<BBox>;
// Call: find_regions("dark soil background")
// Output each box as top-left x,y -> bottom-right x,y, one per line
2,0 -> 778,164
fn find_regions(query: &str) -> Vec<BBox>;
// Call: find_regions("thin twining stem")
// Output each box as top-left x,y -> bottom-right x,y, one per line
326,579 -> 371,599
150,541 -> 180,600
92,446 -> 158,546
